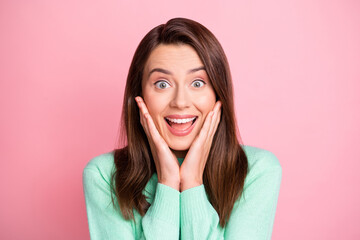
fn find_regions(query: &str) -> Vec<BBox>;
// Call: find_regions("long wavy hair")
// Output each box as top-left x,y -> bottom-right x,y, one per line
111,17 -> 248,227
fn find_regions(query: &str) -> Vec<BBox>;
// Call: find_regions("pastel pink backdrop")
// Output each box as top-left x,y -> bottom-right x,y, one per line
0,0 -> 359,239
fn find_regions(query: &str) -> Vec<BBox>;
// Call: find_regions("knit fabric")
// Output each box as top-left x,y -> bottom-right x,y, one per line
83,145 -> 282,239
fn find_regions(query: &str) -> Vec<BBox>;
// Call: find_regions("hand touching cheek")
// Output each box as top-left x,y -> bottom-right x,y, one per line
180,101 -> 222,191
135,96 -> 180,191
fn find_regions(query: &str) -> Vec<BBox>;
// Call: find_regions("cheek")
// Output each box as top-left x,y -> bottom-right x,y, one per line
143,94 -> 167,124
194,91 -> 216,113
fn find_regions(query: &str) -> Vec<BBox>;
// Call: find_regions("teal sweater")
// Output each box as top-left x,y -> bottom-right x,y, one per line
83,145 -> 282,239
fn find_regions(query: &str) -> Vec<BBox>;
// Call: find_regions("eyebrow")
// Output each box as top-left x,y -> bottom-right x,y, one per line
148,66 -> 206,77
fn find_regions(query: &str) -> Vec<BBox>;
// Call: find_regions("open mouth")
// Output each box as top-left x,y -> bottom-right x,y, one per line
164,116 -> 197,131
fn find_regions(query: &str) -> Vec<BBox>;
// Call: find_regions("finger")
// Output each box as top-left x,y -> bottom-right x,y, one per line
204,101 -> 220,139
135,96 -> 150,136
138,97 -> 154,136
144,112 -> 165,145
135,97 -> 146,128
198,110 -> 214,142
135,96 -> 150,125
209,101 -> 222,138
135,96 -> 150,115
135,97 -> 166,146
209,109 -> 221,139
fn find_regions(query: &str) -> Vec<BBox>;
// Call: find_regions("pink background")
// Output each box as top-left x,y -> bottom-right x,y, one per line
1,0 -> 359,239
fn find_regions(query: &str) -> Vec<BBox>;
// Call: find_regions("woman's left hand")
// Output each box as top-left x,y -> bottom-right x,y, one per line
180,101 -> 222,192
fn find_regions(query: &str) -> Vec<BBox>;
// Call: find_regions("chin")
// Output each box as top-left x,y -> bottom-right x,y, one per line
167,140 -> 192,151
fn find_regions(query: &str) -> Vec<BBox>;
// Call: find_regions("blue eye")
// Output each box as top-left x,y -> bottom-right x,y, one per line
191,80 -> 205,88
155,80 -> 170,89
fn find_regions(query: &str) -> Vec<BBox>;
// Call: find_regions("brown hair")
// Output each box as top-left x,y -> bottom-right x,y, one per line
111,17 -> 248,227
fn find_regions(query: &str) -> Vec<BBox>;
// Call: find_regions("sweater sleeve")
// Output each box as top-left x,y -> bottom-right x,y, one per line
141,183 -> 180,239
180,151 -> 282,240
83,167 -> 180,239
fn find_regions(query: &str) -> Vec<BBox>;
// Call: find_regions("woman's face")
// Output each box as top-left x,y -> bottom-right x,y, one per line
142,44 -> 216,156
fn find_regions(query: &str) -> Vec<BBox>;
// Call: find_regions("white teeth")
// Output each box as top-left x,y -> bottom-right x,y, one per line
166,117 -> 196,124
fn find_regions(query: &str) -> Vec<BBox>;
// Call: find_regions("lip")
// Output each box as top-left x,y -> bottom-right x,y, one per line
165,114 -> 197,119
164,115 -> 197,136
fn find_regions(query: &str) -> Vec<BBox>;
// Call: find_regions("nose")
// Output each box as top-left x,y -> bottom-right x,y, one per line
170,86 -> 190,109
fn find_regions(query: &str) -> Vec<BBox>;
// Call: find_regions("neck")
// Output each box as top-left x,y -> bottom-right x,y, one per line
171,149 -> 187,158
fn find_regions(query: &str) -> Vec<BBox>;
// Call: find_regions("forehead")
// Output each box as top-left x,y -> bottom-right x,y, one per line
144,44 -> 204,73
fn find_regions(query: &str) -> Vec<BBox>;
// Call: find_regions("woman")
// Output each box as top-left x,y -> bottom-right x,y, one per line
83,17 -> 282,239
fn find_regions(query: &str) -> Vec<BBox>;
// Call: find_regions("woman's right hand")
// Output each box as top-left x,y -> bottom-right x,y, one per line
135,96 -> 180,191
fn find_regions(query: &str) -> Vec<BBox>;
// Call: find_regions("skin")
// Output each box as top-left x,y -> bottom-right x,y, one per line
135,44 -> 222,192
